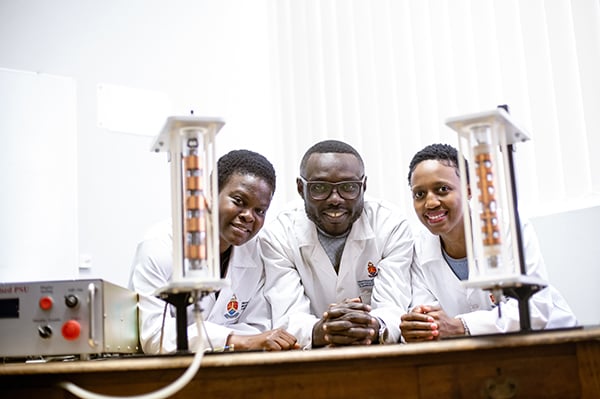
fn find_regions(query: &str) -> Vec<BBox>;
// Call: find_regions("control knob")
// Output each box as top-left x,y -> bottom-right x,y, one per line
38,325 -> 53,339
65,294 -> 79,308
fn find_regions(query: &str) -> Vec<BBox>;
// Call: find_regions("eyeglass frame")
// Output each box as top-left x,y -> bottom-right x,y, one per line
298,176 -> 366,200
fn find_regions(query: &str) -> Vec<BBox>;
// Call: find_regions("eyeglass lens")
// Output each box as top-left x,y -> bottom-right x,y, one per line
308,181 -> 362,200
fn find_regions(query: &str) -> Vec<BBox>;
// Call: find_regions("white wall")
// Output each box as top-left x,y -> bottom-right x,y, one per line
531,206 -> 600,326
0,0 -> 278,286
0,69 -> 78,281
0,0 -> 598,326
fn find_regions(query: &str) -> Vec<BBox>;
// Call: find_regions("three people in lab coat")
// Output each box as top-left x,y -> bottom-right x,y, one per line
130,141 -> 576,353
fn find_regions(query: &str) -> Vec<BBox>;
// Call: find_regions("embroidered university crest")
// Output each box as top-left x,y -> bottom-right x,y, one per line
367,261 -> 378,278
224,295 -> 240,319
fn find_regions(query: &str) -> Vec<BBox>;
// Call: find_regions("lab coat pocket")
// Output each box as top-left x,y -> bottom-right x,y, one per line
357,278 -> 374,304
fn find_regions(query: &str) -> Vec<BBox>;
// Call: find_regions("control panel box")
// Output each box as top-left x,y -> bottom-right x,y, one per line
0,279 -> 140,359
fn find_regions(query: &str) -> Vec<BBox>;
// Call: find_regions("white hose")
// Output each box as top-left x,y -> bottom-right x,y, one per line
58,306 -> 206,399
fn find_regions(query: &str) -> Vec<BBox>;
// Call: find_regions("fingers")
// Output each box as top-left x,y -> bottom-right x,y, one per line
425,308 -> 446,320
272,328 -> 298,348
328,300 -> 371,312
322,314 -> 378,346
319,301 -> 377,346
401,320 -> 438,332
324,325 -> 376,346
324,302 -> 372,320
410,305 -> 426,313
269,336 -> 295,350
401,324 -> 439,342
421,305 -> 442,313
410,304 -> 441,314
262,328 -> 299,351
400,317 -> 439,343
401,311 -> 435,323
402,329 -> 439,343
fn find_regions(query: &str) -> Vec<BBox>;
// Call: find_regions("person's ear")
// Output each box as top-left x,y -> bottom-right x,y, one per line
363,176 -> 367,193
296,177 -> 305,199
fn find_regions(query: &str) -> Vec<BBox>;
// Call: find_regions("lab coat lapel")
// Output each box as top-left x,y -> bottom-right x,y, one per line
296,213 -> 336,277
333,213 -> 376,302
224,244 -> 258,297
419,231 -> 466,303
340,213 -> 373,270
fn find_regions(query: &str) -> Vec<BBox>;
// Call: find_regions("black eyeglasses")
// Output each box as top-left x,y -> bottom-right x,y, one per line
299,177 -> 365,200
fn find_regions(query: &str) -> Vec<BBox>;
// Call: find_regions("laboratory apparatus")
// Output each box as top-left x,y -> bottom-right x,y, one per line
151,116 -> 227,351
446,106 -> 545,331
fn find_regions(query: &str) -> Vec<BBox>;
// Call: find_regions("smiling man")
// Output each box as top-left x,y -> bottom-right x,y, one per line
260,140 -> 414,348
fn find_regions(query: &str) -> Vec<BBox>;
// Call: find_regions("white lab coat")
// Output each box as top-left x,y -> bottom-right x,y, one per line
128,220 -> 271,354
260,198 -> 413,348
410,218 -> 578,336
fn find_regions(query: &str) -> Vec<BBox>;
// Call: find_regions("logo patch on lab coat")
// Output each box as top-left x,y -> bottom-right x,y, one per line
224,295 -> 240,319
367,261 -> 378,278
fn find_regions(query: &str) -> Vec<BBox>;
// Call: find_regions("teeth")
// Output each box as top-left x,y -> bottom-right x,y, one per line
325,211 -> 344,218
427,213 -> 445,221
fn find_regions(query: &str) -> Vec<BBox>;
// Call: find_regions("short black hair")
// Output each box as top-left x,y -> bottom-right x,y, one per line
299,140 -> 364,176
407,143 -> 468,185
218,149 -> 276,193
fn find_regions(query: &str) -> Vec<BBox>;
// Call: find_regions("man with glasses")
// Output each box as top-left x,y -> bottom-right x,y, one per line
260,140 -> 413,348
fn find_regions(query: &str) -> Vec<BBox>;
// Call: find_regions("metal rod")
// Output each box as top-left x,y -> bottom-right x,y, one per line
498,104 -> 533,331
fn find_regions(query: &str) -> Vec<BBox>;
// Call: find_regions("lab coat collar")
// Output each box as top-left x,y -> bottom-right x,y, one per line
416,228 -> 445,265
226,238 -> 260,270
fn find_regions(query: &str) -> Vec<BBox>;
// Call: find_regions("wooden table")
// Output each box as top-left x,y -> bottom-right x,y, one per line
2,326 -> 599,398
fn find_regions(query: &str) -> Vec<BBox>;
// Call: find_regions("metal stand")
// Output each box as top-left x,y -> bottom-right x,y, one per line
501,104 -> 544,332
153,281 -> 226,353
503,284 -> 542,331
158,292 -> 193,353
156,287 -> 217,353
466,274 -> 546,332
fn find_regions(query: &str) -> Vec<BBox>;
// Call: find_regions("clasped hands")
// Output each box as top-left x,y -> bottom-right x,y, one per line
400,304 -> 466,343
312,298 -> 380,347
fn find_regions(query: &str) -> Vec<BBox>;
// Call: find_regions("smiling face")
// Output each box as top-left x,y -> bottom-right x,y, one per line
410,159 -> 465,243
298,152 -> 366,236
218,173 -> 273,253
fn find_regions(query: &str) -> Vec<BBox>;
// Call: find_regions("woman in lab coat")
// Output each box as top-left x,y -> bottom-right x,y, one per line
129,150 -> 298,353
401,143 -> 577,342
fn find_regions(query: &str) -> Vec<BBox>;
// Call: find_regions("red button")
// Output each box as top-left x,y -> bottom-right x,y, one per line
61,320 -> 81,340
39,296 -> 53,310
